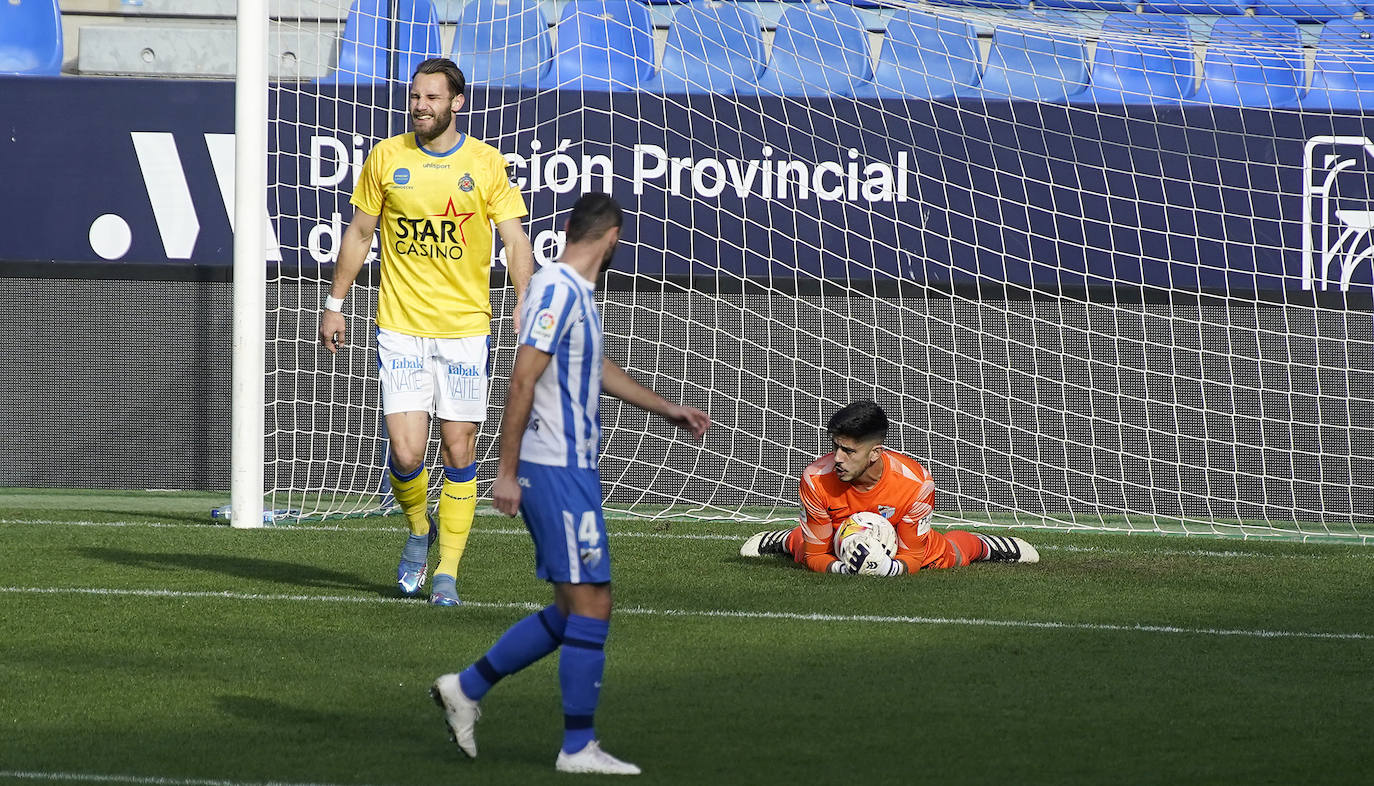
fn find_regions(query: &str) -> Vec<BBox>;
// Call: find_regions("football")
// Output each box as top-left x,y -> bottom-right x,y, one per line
833,511 -> 897,571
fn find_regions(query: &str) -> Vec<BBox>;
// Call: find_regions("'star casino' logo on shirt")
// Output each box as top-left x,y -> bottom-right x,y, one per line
458,173 -> 475,192
393,168 -> 411,186
530,309 -> 558,342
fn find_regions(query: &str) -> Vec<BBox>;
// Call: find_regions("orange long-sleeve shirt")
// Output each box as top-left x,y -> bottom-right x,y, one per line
798,449 -> 943,573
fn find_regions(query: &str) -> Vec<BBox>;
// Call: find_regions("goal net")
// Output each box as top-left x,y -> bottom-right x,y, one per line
254,0 -> 1373,542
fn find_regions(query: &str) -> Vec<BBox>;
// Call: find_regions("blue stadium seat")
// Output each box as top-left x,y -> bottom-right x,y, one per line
1033,0 -> 1139,9
1077,13 -> 1195,105
855,9 -> 979,99
1142,0 -> 1248,13
451,0 -> 550,88
972,10 -> 1092,101
1192,16 -> 1304,107
0,0 -> 63,76
537,0 -> 656,90
752,2 -> 874,97
322,0 -> 442,84
643,1 -> 765,94
920,0 -> 1022,8
1302,19 -> 1374,110
1252,0 -> 1357,20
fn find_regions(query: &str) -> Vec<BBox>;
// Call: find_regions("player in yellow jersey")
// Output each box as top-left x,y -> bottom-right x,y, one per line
318,57 -> 534,606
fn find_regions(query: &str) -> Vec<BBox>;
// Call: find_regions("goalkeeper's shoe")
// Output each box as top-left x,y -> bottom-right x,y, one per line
975,534 -> 1040,564
555,741 -> 641,776
739,529 -> 791,558
430,574 -> 462,606
430,673 -> 480,758
396,514 -> 440,596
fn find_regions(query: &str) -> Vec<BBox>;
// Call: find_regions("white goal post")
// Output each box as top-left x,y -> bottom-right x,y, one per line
231,1 -> 1374,542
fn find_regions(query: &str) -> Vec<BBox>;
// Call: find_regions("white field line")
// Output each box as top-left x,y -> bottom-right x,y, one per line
1,585 -> 1370,642
2,518 -> 1371,561
0,771 -> 377,786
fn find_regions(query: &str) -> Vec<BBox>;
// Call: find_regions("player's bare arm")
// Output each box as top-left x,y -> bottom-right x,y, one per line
496,217 -> 534,331
491,343 -> 553,516
601,359 -> 710,439
318,208 -> 379,353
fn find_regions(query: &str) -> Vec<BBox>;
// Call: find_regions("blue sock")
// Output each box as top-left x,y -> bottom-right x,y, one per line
559,614 -> 609,754
459,605 -> 566,701
401,533 -> 428,563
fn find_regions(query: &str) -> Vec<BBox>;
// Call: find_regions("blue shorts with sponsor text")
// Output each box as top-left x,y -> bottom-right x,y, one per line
517,460 -> 611,584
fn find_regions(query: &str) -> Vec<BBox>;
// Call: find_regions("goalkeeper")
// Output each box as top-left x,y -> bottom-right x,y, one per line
740,401 -> 1039,575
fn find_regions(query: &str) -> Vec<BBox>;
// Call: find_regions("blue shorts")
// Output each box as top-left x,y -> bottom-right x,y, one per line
517,460 -> 611,584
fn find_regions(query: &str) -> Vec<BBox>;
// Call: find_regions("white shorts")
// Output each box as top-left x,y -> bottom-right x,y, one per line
376,328 -> 490,422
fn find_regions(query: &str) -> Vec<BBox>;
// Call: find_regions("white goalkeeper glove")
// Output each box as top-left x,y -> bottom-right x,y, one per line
857,554 -> 906,577
827,559 -> 855,574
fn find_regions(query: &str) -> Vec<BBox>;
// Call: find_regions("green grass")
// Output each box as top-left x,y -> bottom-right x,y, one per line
2,489 -> 1373,785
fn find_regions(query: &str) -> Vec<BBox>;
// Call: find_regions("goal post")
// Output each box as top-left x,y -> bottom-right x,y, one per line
230,0 -> 269,530
236,1 -> 1374,543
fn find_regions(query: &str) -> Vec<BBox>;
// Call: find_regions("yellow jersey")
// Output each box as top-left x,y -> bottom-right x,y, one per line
351,132 -> 528,338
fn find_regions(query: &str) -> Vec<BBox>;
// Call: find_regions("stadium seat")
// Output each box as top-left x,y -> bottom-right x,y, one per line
322,0 -> 442,83
537,0 -> 656,91
1192,16 -> 1304,108
855,9 -> 979,99
0,0 -> 63,76
972,10 -> 1093,101
643,1 -> 766,94
752,2 -> 874,97
1302,19 -> 1374,111
1142,0 -> 1248,13
451,0 -> 550,88
1077,13 -> 1196,105
1033,0 -> 1139,9
1253,0 -> 1358,19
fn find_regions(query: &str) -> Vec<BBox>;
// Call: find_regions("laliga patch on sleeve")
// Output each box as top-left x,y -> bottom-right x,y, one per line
529,308 -> 559,342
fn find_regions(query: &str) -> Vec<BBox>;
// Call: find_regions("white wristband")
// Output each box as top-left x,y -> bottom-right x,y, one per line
324,295 -> 345,313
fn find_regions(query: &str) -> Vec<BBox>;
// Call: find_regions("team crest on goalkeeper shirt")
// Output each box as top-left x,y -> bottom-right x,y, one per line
458,173 -> 475,192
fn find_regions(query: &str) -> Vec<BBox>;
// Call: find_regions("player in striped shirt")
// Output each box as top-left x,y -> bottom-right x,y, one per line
740,401 -> 1039,574
431,193 -> 709,775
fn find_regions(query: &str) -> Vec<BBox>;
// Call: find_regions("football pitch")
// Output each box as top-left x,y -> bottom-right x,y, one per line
2,489 -> 1372,785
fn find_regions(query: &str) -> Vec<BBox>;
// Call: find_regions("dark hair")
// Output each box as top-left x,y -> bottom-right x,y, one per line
827,400 -> 888,443
412,57 -> 466,97
565,192 -> 624,244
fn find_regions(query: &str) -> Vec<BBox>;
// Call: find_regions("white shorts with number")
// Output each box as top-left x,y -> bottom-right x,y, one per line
376,328 -> 490,422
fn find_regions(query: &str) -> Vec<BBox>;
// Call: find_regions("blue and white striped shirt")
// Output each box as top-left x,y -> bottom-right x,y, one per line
516,262 -> 604,469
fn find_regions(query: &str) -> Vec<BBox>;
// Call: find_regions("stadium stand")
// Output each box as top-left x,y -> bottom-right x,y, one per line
1192,15 -> 1305,107
1142,0 -> 1249,13
855,9 -> 979,99
537,0 -> 656,90
1302,18 -> 1374,110
1251,0 -> 1359,19
1076,12 -> 1197,104
320,0 -> 442,83
642,1 -> 766,95
0,0 -> 64,76
451,0 -> 551,88
1033,0 -> 1140,9
752,1 -> 873,97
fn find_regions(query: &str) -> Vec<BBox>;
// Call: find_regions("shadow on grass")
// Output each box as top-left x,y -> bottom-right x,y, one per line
77,546 -> 392,595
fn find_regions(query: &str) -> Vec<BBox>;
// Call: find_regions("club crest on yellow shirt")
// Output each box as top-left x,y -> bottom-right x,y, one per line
458,173 -> 475,192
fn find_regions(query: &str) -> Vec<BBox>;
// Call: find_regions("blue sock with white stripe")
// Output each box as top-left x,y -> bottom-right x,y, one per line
458,604 -> 566,701
559,614 -> 609,754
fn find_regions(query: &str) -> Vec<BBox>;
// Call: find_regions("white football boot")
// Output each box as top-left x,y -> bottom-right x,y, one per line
430,673 -> 481,757
739,529 -> 790,558
975,534 -> 1040,564
555,740 -> 642,775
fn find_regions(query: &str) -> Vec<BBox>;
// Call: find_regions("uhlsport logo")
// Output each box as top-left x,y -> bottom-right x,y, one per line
88,132 -> 284,262
1303,135 -> 1374,292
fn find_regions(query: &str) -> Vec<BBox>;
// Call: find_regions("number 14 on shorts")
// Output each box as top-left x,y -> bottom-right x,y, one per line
565,510 -> 604,569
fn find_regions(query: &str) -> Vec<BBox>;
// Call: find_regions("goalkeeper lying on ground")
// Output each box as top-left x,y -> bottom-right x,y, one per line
740,400 -> 1039,575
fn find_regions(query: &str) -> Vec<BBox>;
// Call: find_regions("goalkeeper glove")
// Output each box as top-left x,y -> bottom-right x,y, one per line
827,559 -> 855,575
858,554 -> 906,577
